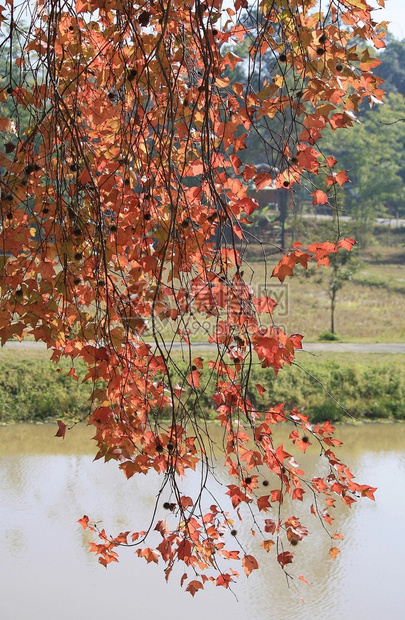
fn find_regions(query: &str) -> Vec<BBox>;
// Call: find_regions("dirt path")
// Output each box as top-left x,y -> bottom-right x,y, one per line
3,341 -> 405,353
298,343 -> 405,354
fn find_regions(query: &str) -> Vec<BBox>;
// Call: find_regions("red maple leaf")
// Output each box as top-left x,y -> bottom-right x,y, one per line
55,420 -> 67,439
242,554 -> 259,576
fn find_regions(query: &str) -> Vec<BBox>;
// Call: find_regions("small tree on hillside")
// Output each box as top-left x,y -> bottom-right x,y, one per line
328,249 -> 362,336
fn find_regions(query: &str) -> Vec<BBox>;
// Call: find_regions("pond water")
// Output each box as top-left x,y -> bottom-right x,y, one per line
1,423 -> 405,620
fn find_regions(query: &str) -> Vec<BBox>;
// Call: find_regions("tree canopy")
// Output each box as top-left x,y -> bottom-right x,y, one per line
376,35 -> 405,97
0,0 -> 383,593
319,91 -> 405,221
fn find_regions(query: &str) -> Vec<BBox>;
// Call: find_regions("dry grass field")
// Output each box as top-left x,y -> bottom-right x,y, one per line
245,225 -> 405,343
270,256 -> 405,342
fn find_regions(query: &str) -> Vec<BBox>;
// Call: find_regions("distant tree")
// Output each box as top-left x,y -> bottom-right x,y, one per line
328,249 -> 362,336
318,93 -> 405,224
376,35 -> 405,97
0,23 -> 32,135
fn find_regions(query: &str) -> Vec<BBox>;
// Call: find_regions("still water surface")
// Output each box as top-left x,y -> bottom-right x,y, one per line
1,424 -> 405,620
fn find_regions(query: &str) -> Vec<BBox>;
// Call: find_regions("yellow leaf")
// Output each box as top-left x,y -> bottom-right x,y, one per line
329,547 -> 340,559
261,539 -> 274,553
215,77 -> 230,88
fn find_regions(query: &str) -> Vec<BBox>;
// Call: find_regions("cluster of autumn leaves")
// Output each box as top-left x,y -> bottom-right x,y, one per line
0,0 -> 383,592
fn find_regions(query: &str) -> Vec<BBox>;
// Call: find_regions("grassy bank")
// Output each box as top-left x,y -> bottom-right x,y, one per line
1,349 -> 404,424
170,352 -> 405,423
265,352 -> 405,422
0,349 -> 94,423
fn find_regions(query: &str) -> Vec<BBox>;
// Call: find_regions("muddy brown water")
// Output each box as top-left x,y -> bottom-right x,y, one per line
1,423 -> 404,620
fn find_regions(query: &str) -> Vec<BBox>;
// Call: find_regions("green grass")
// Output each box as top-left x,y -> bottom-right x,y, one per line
1,348 -> 404,424
276,352 -> 405,423
0,349 -> 94,423
169,352 -> 405,424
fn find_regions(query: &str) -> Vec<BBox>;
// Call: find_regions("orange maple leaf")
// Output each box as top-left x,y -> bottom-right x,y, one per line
329,547 -> 340,560
311,189 -> 328,205
242,554 -> 259,576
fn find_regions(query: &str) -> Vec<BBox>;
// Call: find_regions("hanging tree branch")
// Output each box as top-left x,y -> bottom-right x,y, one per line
0,0 -> 383,592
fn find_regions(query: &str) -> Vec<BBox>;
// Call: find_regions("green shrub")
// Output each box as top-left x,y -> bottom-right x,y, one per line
319,331 -> 340,341
0,357 -> 94,423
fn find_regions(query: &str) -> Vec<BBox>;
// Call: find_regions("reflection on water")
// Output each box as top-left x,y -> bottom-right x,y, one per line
1,423 -> 405,620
